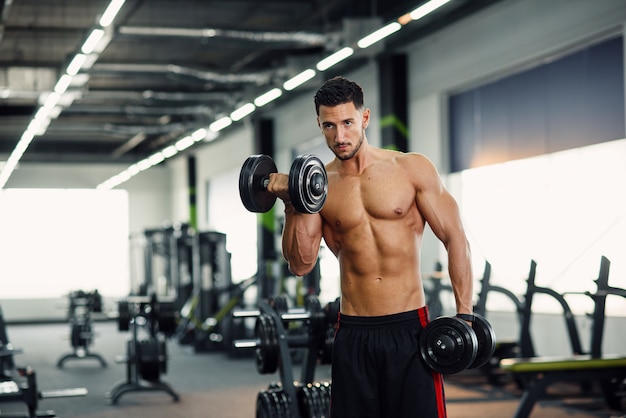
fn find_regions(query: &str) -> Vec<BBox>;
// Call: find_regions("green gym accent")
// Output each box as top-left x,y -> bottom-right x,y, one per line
500,354 -> 626,372
380,114 -> 409,139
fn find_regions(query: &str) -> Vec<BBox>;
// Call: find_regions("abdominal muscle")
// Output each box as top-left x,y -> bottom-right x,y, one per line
322,211 -> 427,317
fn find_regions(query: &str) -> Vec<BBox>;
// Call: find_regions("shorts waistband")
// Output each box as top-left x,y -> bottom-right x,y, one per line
338,306 -> 429,329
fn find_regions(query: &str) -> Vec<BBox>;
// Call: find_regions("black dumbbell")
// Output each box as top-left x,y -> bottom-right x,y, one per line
419,313 -> 496,374
239,154 -> 327,214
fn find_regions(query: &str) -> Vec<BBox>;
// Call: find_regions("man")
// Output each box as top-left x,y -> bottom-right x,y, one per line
266,76 -> 473,417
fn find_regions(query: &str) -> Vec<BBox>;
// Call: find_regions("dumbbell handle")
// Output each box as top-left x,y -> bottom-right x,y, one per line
232,308 -> 311,321
234,334 -> 311,349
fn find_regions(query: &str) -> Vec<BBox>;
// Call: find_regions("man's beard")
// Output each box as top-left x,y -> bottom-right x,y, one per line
333,130 -> 365,161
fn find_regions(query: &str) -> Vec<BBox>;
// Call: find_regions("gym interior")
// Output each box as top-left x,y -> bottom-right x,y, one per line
1,0 -> 625,417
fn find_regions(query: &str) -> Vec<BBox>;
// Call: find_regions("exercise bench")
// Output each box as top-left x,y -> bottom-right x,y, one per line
500,354 -> 626,418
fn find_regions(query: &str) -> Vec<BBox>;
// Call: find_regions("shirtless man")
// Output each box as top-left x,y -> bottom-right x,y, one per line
267,76 -> 473,418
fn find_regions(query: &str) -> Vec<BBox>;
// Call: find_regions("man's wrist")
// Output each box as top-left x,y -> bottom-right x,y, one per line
283,200 -> 295,213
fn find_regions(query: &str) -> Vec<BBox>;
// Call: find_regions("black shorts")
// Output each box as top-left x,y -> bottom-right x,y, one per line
331,307 -> 447,418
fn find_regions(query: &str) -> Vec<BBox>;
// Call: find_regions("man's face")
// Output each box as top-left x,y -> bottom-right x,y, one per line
317,102 -> 370,161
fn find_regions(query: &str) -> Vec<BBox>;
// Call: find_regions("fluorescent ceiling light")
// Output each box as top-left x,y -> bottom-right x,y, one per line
162,145 -> 178,158
128,164 -> 140,176
316,47 -> 354,71
192,128 -> 207,141
148,152 -> 165,165
230,103 -> 256,121
81,54 -> 99,71
357,22 -> 401,49
175,136 -> 194,151
410,0 -> 450,21
283,69 -> 316,91
41,92 -> 61,110
54,75 -> 73,94
137,159 -> 151,171
48,106 -> 63,119
99,0 -> 126,27
66,54 -> 87,76
82,29 -> 105,54
210,117 -> 232,132
254,88 -> 283,107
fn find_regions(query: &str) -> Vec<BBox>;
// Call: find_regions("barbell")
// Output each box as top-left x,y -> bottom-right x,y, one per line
239,154 -> 328,214
419,313 -> 496,374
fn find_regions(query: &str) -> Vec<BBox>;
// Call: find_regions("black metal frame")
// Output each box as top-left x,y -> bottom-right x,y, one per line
56,290 -> 107,368
502,256 -> 626,418
108,298 -> 179,404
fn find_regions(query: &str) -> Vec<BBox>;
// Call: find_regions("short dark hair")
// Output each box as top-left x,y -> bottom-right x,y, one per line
314,76 -> 364,115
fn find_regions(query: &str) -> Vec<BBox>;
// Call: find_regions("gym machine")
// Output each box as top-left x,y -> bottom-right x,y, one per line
233,295 -> 338,418
176,230 -> 249,354
136,223 -> 194,309
518,260 -> 586,358
473,259 -> 590,384
473,261 -> 525,384
500,256 -> 626,417
1,305 -> 87,418
56,290 -> 107,368
108,294 -> 179,404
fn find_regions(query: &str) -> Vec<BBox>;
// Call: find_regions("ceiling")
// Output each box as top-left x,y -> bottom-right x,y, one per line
0,0 -> 503,166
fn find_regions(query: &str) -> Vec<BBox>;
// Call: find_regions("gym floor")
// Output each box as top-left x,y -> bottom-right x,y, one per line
2,321 -> 623,418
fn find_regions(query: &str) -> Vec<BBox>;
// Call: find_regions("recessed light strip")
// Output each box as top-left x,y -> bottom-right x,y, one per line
0,0 -> 127,190
92,0 -> 451,189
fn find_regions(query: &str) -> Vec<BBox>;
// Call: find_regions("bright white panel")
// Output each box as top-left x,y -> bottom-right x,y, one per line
0,189 -> 129,298
458,139 -> 626,316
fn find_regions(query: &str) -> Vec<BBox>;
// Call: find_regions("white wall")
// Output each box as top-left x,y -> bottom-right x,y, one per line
2,162 -> 172,321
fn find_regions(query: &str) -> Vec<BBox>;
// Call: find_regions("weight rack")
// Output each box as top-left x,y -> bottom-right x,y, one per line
56,290 -> 107,368
108,294 -> 179,404
233,295 -> 338,418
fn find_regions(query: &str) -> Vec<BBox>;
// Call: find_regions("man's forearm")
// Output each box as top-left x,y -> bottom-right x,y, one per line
281,204 -> 322,276
447,238 -> 474,314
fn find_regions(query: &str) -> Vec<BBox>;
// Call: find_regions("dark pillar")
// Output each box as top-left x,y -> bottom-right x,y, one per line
378,54 -> 409,152
187,155 -> 197,231
254,118 -> 277,301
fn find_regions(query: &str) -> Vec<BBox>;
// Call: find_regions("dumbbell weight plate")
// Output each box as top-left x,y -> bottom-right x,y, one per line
256,391 -> 275,418
255,313 -> 279,374
239,155 -> 278,213
156,301 -> 178,336
319,381 -> 332,416
137,339 -> 161,382
269,390 -> 285,418
289,155 -> 328,214
297,384 -> 316,418
419,317 -> 478,374
117,300 -> 131,331
468,313 -> 496,369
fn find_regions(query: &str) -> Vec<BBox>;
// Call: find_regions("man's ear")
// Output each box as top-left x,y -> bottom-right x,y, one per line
362,108 -> 371,128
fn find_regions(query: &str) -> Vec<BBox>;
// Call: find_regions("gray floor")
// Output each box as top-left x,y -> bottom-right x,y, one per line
2,320 -> 331,417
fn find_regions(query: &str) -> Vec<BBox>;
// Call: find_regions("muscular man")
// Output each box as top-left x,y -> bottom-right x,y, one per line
267,76 -> 473,418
